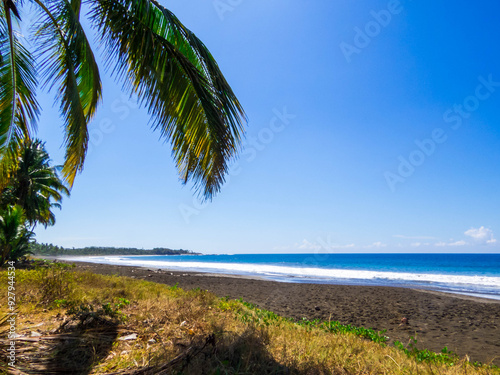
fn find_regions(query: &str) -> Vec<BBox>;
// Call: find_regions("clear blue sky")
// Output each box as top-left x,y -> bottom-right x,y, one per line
32,0 -> 500,253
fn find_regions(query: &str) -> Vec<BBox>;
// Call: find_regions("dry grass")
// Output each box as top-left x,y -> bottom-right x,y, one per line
0,264 -> 498,374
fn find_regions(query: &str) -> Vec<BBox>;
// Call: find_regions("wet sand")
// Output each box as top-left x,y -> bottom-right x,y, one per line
63,260 -> 500,365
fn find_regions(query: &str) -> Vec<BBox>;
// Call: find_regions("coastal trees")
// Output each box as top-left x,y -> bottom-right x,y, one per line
1,139 -> 70,228
0,139 -> 66,264
0,0 -> 246,199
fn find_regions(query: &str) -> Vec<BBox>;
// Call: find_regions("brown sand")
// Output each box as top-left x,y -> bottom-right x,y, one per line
63,260 -> 500,365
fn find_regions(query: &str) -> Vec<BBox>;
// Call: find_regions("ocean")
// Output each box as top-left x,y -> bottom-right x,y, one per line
67,253 -> 500,300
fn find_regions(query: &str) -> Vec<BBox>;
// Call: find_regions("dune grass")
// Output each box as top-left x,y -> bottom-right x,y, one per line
0,261 -> 498,374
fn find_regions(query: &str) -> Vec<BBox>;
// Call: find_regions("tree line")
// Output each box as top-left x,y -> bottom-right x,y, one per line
30,242 -> 199,256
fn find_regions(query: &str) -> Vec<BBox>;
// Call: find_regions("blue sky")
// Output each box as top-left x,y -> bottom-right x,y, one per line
31,0 -> 500,253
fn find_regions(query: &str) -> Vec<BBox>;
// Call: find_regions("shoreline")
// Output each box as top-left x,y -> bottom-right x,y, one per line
55,259 -> 500,365
51,255 -> 500,302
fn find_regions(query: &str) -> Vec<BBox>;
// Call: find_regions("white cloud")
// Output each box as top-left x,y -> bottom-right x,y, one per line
393,234 -> 436,240
272,236 -> 360,253
365,241 -> 386,248
432,227 -> 497,248
464,227 -> 497,245
295,239 -> 322,251
324,243 -> 356,249
340,243 -> 356,248
289,239 -> 356,251
449,240 -> 467,246
410,242 -> 421,247
434,240 -> 466,247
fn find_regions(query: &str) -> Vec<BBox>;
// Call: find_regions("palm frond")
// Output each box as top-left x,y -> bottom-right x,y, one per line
89,0 -> 246,199
0,204 -> 34,265
0,3 -> 39,183
70,0 -> 82,18
33,0 -> 102,186
3,138 -> 70,227
0,132 -> 21,193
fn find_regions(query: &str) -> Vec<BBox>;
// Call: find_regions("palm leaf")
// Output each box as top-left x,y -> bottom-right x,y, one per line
0,132 -> 22,194
0,205 -> 25,265
33,0 -> 102,186
0,3 -> 39,188
4,139 -> 70,227
89,0 -> 246,199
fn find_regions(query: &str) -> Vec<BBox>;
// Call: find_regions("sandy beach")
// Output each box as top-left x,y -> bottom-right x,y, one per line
63,260 -> 500,366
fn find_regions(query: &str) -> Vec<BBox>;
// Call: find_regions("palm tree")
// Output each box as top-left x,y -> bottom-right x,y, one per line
0,0 -> 246,199
0,205 -> 34,267
1,138 -> 69,228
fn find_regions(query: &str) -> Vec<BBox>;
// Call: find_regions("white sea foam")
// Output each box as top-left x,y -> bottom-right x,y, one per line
67,256 -> 500,289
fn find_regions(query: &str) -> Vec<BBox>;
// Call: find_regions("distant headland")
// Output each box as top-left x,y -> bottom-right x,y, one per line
29,242 -> 201,256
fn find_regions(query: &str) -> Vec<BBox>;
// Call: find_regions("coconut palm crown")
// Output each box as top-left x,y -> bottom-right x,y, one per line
1,138 -> 69,227
0,0 -> 246,199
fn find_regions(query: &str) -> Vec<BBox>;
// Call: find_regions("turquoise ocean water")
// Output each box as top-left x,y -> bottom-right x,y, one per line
68,253 -> 500,300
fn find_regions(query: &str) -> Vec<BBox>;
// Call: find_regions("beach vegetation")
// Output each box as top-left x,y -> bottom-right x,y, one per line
232,298 -> 389,345
0,205 -> 34,266
1,262 -> 498,374
63,297 -> 131,327
0,139 -> 68,266
0,0 -> 246,199
1,139 -> 69,228
394,338 -> 459,365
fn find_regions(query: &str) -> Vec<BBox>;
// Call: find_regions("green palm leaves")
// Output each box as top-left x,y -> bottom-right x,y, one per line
0,0 -> 245,199
0,139 -> 67,264
90,0 -> 245,198
2,139 -> 70,227
0,1 -> 40,186
35,0 -> 102,186
0,205 -> 34,266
